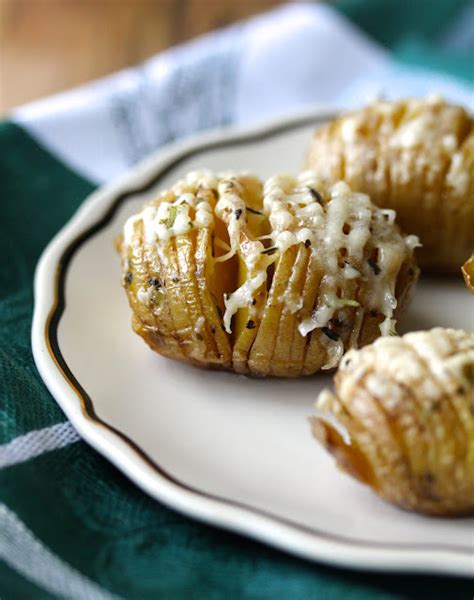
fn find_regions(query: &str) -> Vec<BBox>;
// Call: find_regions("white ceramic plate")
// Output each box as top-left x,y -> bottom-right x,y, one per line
32,108 -> 474,577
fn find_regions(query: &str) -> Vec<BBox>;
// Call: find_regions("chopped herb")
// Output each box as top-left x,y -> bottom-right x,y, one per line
322,327 -> 339,341
246,320 -> 256,329
148,277 -> 161,288
234,208 -> 243,220
308,187 -> 323,204
261,246 -> 277,255
304,239 -> 311,248
124,271 -> 133,286
167,206 -> 178,228
332,298 -> 360,309
367,257 -> 381,275
246,207 -> 263,216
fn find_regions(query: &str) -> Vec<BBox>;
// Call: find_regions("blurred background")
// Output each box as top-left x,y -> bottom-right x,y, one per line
0,0 -> 287,113
1,0 -> 472,115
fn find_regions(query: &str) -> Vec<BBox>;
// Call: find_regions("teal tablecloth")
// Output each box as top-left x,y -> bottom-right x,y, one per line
1,1 -> 473,597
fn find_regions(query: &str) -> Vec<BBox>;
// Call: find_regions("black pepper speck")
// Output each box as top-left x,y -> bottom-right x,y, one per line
322,327 -> 339,341
367,257 -> 381,275
148,277 -> 161,288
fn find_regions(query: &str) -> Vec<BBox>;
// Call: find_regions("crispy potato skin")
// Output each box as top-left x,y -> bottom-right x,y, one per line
119,174 -> 419,377
311,328 -> 474,515
305,97 -> 474,273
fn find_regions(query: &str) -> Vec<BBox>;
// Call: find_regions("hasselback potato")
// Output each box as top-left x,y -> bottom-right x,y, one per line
311,328 -> 474,515
305,96 -> 474,273
118,170 -> 419,376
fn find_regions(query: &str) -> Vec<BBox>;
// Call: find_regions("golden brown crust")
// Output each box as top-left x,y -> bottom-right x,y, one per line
119,172 -> 418,377
306,97 -> 474,273
312,328 -> 474,515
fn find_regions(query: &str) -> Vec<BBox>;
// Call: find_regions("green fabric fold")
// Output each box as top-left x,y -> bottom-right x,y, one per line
1,0 -> 473,593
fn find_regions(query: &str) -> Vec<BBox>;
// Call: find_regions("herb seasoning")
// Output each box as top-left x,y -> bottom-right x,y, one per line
167,206 -> 178,228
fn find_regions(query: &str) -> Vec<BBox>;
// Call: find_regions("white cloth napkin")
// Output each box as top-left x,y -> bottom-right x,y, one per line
12,2 -> 474,184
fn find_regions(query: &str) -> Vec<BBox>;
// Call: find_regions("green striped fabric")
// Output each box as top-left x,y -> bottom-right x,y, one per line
1,1 -> 473,597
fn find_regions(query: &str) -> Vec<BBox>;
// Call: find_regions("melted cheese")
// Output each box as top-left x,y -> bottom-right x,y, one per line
314,390 -> 351,445
223,272 -> 266,334
137,285 -> 154,305
123,169 -> 231,247
123,170 -> 418,363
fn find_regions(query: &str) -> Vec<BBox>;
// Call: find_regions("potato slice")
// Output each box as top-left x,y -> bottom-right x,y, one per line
248,245 -> 298,376
232,245 -> 268,374
272,244 -> 311,376
126,220 -> 185,361
195,227 -> 233,367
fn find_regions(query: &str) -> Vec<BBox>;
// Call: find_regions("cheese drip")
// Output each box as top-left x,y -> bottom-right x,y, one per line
261,173 -> 418,343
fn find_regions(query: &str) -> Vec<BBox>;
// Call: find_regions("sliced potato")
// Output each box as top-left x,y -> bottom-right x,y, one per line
119,171 -> 419,376
306,96 -> 474,273
311,328 -> 474,515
